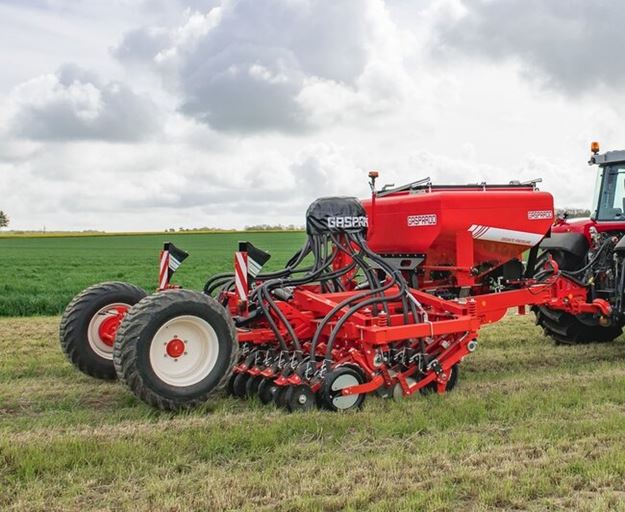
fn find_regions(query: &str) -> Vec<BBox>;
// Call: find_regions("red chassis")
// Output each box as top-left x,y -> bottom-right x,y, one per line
224,257 -> 609,399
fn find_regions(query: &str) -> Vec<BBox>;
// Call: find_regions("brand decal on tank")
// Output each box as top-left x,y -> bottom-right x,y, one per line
528,210 -> 553,220
469,225 -> 544,246
327,216 -> 368,229
407,214 -> 437,227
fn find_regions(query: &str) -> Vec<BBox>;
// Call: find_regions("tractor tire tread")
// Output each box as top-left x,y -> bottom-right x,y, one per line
113,289 -> 238,411
59,281 -> 146,380
535,306 -> 622,345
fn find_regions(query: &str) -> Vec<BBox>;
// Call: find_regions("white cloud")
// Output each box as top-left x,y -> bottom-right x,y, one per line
431,0 -> 625,94
115,0 -> 414,133
6,64 -> 159,142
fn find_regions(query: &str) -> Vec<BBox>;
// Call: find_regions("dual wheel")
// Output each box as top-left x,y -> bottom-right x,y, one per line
60,282 -> 238,410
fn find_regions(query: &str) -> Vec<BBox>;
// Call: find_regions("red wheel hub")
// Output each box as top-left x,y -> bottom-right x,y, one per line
166,338 -> 186,358
98,306 -> 128,346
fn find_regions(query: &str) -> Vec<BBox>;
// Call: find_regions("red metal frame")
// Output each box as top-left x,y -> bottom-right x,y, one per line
223,183 -> 613,401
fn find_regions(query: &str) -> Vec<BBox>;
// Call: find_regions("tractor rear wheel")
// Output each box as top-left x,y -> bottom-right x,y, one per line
113,290 -> 238,411
59,281 -> 146,380
533,248 -> 622,345
534,307 -> 622,345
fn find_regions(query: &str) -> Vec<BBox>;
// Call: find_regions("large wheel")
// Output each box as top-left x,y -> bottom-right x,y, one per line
534,307 -> 622,345
113,289 -> 238,411
59,282 -> 146,380
533,248 -> 622,345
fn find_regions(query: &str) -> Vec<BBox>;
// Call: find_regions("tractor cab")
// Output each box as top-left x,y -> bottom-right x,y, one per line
551,143 -> 625,239
589,145 -> 625,222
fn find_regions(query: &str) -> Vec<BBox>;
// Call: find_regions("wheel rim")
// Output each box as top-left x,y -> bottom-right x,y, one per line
149,315 -> 219,387
330,373 -> 360,410
87,303 -> 130,360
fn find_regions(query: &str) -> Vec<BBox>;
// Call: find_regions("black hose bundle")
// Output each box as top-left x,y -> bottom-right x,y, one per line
210,196 -> 427,369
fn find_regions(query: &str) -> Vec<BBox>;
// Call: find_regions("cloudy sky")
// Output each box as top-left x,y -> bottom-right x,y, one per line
1,0 -> 624,231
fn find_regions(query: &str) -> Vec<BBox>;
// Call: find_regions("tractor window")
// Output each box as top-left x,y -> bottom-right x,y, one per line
597,165 -> 625,220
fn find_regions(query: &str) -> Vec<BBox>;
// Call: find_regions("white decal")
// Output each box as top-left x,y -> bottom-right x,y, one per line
327,216 -> 368,229
469,225 -> 543,246
407,214 -> 438,227
528,210 -> 553,220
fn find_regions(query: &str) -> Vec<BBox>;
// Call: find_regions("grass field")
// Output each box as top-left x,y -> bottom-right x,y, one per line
3,232 -> 625,510
0,232 -> 307,317
2,314 -> 625,511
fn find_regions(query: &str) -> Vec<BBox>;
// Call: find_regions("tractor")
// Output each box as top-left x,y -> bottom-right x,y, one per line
534,142 -> 625,344
59,143 -> 625,412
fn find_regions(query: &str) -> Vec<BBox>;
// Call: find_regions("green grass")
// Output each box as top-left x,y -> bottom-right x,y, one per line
0,232 -> 306,316
2,315 -> 625,511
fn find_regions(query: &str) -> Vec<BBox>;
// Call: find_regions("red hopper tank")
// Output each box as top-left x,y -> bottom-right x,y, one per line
362,184 -> 554,278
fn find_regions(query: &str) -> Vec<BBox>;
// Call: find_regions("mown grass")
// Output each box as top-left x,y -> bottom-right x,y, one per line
0,232 -> 306,316
2,315 -> 625,511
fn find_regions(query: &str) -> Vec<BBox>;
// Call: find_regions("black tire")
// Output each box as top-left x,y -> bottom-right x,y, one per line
59,281 -> 146,380
319,366 -> 366,412
113,289 -> 238,411
533,248 -> 622,345
534,306 -> 622,345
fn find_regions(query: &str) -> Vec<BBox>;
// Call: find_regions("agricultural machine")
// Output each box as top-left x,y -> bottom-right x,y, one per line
60,143 -> 625,412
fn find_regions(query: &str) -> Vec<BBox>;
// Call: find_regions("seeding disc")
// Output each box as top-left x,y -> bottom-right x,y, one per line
273,386 -> 289,408
258,378 -> 278,404
87,303 -> 130,360
226,372 -> 238,396
285,384 -> 316,413
148,315 -> 219,387
232,373 -> 250,398
245,375 -> 264,397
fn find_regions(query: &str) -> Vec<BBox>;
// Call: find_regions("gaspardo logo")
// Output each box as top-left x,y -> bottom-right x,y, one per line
407,214 -> 437,227
528,210 -> 553,220
327,216 -> 369,229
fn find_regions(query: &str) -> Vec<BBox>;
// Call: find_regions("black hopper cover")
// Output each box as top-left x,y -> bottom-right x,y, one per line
306,196 -> 368,235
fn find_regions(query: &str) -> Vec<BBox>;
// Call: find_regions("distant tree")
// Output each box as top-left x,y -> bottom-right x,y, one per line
0,210 -> 8,228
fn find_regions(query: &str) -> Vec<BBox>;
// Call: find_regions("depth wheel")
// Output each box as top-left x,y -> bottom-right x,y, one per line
319,366 -> 366,412
59,282 -> 146,380
113,290 -> 238,411
284,384 -> 316,412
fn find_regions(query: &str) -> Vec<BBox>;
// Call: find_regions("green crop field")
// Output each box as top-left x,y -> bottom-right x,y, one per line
2,315 -> 625,511
0,232 -> 307,317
